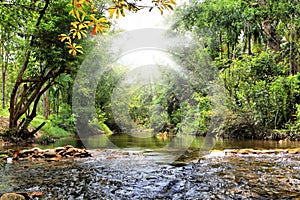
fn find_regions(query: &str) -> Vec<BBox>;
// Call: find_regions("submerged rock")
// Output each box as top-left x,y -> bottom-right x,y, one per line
0,193 -> 25,200
223,148 -> 300,156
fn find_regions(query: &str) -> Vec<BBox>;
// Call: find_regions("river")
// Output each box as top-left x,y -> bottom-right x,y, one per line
0,133 -> 300,199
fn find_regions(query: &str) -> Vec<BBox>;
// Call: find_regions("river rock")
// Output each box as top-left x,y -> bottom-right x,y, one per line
0,193 -> 25,200
19,149 -> 34,158
288,148 -> 300,154
11,146 -> 91,161
43,149 -> 57,158
65,145 -> 74,149
54,147 -> 65,153
222,148 -> 297,156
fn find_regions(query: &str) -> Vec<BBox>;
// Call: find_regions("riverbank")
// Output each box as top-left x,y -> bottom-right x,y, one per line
0,115 -> 73,145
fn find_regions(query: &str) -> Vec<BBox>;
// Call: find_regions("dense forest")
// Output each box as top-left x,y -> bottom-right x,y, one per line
1,0 -> 300,143
171,0 -> 300,140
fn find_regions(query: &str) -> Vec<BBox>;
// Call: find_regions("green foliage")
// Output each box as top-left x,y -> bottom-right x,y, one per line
221,111 -> 264,139
31,116 -> 71,138
172,0 -> 300,139
49,103 -> 76,133
88,111 -> 112,134
219,51 -> 300,138
0,108 -> 9,116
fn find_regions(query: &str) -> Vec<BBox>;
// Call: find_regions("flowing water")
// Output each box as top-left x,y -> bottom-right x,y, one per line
1,133 -> 300,199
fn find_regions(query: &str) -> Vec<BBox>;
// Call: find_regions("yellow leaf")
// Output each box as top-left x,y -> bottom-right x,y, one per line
69,9 -> 76,18
77,49 -> 84,54
71,22 -> 78,28
116,9 -> 120,19
78,24 -> 85,29
99,17 -> 108,23
170,0 -> 176,4
81,13 -> 86,21
108,7 -> 116,18
158,7 -> 163,15
59,35 -> 71,42
121,8 -> 125,17
166,4 -> 173,10
75,9 -> 80,20
81,32 -> 87,37
90,14 -> 97,21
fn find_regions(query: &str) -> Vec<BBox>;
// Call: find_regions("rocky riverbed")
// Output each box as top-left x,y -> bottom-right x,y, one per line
0,148 -> 300,199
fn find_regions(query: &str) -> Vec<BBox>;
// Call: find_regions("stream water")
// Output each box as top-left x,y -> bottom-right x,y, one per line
1,133 -> 300,199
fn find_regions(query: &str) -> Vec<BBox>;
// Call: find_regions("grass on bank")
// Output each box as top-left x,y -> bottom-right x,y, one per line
0,108 -> 72,140
31,115 -> 72,138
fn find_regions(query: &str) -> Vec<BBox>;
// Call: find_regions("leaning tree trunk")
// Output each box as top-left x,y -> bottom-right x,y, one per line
7,0 -> 50,141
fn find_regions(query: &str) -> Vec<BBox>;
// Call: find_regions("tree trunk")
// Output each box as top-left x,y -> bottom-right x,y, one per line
227,42 -> 230,59
8,0 -> 50,141
1,63 -> 5,109
262,19 -> 280,52
1,48 -> 6,109
42,90 -> 50,120
219,31 -> 223,57
247,23 -> 251,55
289,40 -> 294,75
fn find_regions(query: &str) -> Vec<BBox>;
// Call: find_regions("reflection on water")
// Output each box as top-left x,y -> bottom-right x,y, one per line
47,133 -> 300,151
1,133 -> 300,164
25,133 -> 300,164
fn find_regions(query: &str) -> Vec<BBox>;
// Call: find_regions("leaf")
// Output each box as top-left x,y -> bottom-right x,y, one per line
59,34 -> 71,42
75,9 -> 80,20
92,25 -> 96,36
121,8 -> 125,17
108,7 -> 116,18
158,6 -> 163,15
166,4 -> 173,11
29,192 -> 43,198
89,14 -> 97,22
116,9 -> 120,19
13,151 -> 19,160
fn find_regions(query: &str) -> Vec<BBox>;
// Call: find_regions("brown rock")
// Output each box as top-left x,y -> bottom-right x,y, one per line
46,157 -> 61,162
64,145 -> 74,149
0,193 -> 25,200
288,148 -> 300,154
54,147 -> 65,153
63,147 -> 75,156
19,150 -> 34,158
32,147 -> 43,156
106,155 -> 117,159
238,149 -> 251,154
43,149 -> 57,158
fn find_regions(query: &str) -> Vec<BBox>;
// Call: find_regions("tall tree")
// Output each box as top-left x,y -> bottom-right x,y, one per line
1,0 -> 176,141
